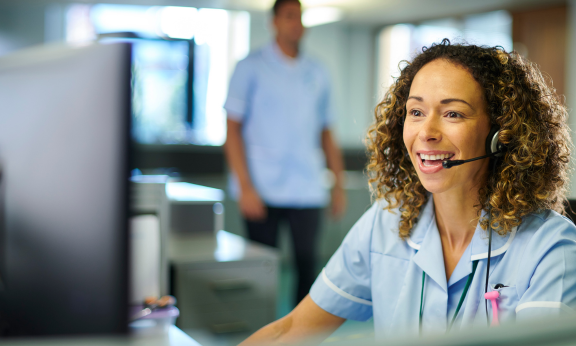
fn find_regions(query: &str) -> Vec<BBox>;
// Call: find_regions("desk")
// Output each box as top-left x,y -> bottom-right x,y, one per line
170,231 -> 279,336
0,326 -> 201,346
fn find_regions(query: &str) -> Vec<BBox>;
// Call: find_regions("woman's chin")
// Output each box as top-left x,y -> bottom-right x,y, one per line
419,180 -> 451,195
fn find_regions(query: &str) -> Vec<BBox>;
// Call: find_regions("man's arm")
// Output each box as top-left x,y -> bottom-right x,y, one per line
239,295 -> 345,346
321,129 -> 346,218
224,118 -> 266,221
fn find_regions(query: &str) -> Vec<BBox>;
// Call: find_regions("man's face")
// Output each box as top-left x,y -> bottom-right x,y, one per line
273,2 -> 304,44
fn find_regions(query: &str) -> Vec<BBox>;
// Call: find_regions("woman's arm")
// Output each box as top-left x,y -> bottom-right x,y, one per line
239,295 -> 345,346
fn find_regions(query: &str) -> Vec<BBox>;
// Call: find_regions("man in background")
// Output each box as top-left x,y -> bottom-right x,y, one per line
224,0 -> 346,305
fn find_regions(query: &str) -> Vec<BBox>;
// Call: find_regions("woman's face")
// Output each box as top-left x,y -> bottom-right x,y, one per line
403,59 -> 491,195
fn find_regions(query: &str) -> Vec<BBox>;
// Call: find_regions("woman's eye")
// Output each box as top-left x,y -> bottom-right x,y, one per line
410,110 -> 423,117
446,111 -> 462,118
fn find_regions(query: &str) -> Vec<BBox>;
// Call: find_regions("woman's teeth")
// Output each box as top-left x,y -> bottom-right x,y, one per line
419,153 -> 454,161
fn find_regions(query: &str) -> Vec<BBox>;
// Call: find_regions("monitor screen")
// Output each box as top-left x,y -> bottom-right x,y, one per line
131,39 -> 191,144
0,42 -> 131,336
100,35 -> 200,145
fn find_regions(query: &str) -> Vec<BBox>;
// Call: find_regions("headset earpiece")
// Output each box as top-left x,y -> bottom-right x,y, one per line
485,126 -> 505,157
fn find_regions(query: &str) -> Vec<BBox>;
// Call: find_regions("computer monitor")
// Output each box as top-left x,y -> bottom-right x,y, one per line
0,42 -> 131,336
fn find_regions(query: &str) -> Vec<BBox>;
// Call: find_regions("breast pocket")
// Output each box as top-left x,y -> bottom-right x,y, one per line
371,253 -> 409,329
490,285 -> 519,324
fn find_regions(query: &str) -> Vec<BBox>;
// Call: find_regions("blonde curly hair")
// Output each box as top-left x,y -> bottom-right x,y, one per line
366,39 -> 572,239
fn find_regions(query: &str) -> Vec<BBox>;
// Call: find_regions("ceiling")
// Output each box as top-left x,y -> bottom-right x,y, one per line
236,0 -> 566,24
1,0 -> 567,25
336,0 -> 567,25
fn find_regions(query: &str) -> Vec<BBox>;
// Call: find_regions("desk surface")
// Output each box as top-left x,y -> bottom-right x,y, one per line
169,230 -> 278,264
0,326 -> 201,346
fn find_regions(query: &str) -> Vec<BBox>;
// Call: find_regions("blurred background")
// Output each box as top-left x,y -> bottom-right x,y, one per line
0,0 -> 574,344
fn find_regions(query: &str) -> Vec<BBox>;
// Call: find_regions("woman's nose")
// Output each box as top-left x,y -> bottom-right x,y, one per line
418,117 -> 442,143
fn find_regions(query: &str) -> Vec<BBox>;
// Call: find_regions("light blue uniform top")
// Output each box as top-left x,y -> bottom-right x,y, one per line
224,42 -> 333,208
310,196 -> 576,338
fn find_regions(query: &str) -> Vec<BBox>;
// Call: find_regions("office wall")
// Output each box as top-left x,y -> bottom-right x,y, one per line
512,5 -> 567,101
304,23 -> 376,149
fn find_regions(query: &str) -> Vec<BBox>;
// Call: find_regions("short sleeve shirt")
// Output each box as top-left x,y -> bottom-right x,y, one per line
224,42 -> 333,207
310,197 -> 576,339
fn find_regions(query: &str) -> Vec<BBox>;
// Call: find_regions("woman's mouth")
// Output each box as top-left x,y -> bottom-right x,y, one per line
418,153 -> 455,167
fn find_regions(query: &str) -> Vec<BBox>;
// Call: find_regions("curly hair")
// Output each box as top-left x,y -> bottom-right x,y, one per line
366,39 -> 572,239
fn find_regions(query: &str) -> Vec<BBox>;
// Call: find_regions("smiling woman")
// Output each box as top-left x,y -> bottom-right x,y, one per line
238,39 -> 576,345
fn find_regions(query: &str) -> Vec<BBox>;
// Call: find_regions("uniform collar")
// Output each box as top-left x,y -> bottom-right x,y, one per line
407,197 -> 518,291
405,196 -> 435,251
469,214 -> 517,260
264,41 -> 304,67
409,197 -> 447,291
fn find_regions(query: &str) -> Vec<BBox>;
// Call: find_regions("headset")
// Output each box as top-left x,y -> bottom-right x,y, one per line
443,126 -> 507,326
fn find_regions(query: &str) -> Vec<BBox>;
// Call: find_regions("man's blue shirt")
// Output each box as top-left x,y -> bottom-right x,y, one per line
224,42 -> 333,207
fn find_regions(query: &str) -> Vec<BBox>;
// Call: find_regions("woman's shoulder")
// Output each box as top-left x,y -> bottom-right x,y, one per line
343,199 -> 399,235
520,209 -> 576,238
514,209 -> 576,258
506,209 -> 576,303
344,199 -> 405,254
356,198 -> 402,232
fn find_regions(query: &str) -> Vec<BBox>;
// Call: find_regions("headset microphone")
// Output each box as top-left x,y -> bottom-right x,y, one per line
442,127 -> 505,169
442,152 -> 502,168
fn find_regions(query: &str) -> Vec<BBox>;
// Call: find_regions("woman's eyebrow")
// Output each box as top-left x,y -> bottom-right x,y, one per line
407,96 -> 423,102
407,96 -> 475,110
440,98 -> 473,108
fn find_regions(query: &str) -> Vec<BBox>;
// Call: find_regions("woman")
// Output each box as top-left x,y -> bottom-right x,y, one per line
239,40 -> 576,345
